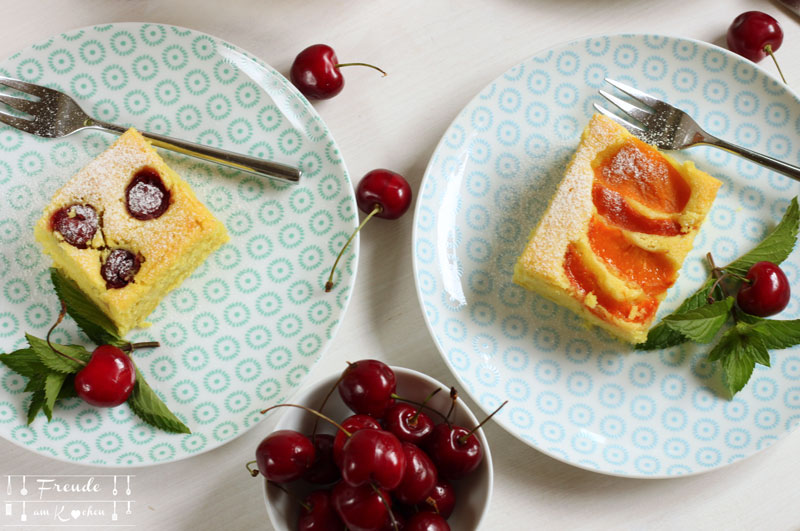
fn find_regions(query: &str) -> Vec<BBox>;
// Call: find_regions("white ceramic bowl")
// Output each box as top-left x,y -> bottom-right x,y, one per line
261,365 -> 494,530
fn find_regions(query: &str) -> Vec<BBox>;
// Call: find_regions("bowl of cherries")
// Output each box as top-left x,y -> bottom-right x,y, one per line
252,360 -> 494,530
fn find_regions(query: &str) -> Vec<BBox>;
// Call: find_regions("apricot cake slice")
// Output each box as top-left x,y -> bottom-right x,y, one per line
513,114 -> 721,344
34,128 -> 229,335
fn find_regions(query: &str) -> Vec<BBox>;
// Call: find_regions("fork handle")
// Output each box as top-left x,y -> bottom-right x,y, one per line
91,120 -> 302,184
702,136 -> 800,182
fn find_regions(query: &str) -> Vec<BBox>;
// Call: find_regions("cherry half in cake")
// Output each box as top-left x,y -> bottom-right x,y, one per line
50,204 -> 99,249
101,249 -> 142,289
126,167 -> 171,220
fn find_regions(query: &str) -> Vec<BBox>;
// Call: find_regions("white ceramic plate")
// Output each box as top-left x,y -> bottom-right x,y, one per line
412,33 -> 800,477
0,23 -> 358,466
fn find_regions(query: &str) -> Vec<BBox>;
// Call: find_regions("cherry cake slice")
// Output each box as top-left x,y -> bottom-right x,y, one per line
34,128 -> 228,335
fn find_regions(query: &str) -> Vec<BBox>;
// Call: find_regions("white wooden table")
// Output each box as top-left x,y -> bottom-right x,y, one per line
1,1 -> 799,529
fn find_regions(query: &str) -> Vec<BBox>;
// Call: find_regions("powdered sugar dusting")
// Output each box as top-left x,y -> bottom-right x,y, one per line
127,181 -> 163,215
601,140 -> 670,188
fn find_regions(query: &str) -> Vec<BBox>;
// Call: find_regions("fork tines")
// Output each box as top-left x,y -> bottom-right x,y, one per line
0,76 -> 49,133
0,75 -> 50,98
594,78 -> 667,136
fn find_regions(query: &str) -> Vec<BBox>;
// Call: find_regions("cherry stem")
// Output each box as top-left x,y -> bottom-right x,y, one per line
445,387 -> 458,423
335,62 -> 387,77
706,253 -> 727,302
425,496 -> 440,515
391,393 -> 449,423
764,45 -> 787,84
411,388 -> 441,425
459,400 -> 508,444
325,204 -> 382,292
260,403 -> 351,437
266,480 -> 311,513
245,459 -> 259,477
705,253 -> 742,323
46,301 -> 86,367
369,483 -> 398,531
311,371 -> 346,438
120,341 -> 160,354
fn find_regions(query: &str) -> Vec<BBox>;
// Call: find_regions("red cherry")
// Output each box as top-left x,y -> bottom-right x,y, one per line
50,203 -> 99,249
101,249 -> 142,289
126,167 -> 170,220
736,261 -> 791,317
426,424 -> 482,480
380,511 -> 407,531
290,44 -> 386,100
254,429 -> 315,483
325,170 -> 412,292
341,429 -> 406,490
333,414 -> 381,468
394,443 -> 438,505
384,403 -> 435,445
331,481 -> 391,531
303,433 -> 341,485
74,345 -> 136,407
727,12 -> 787,84
727,11 -> 783,62
356,170 -> 413,220
291,45 -> 344,100
406,512 -> 450,531
298,490 -> 344,531
338,360 -> 397,418
419,479 -> 456,519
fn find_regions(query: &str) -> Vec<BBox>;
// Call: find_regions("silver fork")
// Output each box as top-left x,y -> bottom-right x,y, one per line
594,78 -> 800,182
0,76 -> 301,184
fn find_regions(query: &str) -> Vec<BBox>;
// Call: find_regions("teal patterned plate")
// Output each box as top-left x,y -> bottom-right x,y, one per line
0,23 -> 358,466
413,34 -> 800,477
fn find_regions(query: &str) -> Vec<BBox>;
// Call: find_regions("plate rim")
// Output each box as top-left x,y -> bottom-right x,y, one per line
411,31 -> 800,479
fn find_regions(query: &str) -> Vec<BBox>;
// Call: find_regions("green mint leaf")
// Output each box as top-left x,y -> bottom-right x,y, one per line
749,318 -> 800,351
726,197 -> 799,276
42,372 -> 67,421
26,391 -> 45,425
26,334 -> 90,374
128,365 -> 190,434
707,324 -> 767,395
663,297 -> 733,343
58,375 -> 78,399
24,372 -> 47,393
0,348 -> 48,379
636,278 -> 714,350
721,347 -> 757,396
50,268 -> 125,347
707,325 -> 739,362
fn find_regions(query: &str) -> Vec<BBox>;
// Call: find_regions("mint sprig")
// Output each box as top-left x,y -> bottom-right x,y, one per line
0,269 -> 189,433
638,197 -> 800,397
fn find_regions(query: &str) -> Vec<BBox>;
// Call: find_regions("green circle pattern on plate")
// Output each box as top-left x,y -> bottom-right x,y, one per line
0,23 -> 358,466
